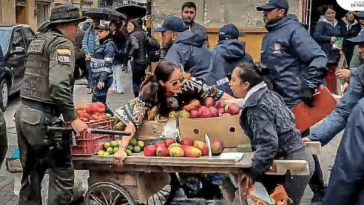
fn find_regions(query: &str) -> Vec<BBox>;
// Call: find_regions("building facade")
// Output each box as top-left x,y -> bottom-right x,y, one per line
0,0 -> 98,29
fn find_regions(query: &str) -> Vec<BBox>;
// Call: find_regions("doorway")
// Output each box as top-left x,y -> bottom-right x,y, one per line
37,3 -> 50,27
306,0 -> 348,34
16,6 -> 26,24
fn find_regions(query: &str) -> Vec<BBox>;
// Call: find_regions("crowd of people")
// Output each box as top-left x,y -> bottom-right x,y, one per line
3,0 -> 364,204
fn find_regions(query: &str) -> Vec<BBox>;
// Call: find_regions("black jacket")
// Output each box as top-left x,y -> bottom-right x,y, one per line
240,86 -> 305,181
128,30 -> 149,65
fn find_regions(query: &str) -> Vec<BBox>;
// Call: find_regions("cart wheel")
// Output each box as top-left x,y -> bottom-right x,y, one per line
84,182 -> 136,205
146,173 -> 180,205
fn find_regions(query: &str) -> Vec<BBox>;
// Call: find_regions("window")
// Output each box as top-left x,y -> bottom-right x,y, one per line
12,28 -> 26,50
22,28 -> 35,48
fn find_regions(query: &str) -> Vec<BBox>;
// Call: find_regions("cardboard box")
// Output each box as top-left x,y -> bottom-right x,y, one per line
134,120 -> 170,143
178,115 -> 250,148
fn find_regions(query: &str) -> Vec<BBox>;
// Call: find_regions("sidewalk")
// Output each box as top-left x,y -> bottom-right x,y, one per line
0,74 -> 134,205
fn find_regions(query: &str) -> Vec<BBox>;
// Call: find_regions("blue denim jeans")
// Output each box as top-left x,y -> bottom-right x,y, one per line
85,60 -> 94,88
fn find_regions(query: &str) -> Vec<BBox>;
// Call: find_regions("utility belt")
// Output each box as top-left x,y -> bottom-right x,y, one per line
21,98 -> 60,116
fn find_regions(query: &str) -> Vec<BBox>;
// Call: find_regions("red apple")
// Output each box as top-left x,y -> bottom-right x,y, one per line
210,107 -> 219,117
180,137 -> 194,146
156,146 -> 169,156
215,101 -> 226,109
165,138 -> 176,148
225,103 -> 241,115
211,140 -> 224,155
203,97 -> 215,108
144,145 -> 157,156
190,110 -> 199,118
155,140 -> 166,147
218,108 -> 225,116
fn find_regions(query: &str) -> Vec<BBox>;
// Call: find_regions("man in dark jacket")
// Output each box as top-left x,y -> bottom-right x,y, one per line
155,17 -> 212,84
211,24 -> 253,94
181,1 -> 209,48
305,28 -> 364,205
257,0 -> 328,204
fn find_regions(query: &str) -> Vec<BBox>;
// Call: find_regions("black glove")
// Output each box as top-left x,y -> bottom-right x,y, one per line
301,85 -> 316,107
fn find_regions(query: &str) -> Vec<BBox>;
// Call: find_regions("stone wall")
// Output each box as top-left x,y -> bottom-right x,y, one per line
151,0 -> 301,28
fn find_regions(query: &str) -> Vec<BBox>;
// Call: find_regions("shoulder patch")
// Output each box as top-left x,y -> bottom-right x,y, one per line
57,48 -> 71,64
28,40 -> 46,54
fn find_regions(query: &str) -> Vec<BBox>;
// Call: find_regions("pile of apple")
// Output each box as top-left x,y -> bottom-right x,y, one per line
180,97 -> 241,119
75,102 -> 108,122
143,137 -> 224,158
125,138 -> 145,156
98,140 -> 121,157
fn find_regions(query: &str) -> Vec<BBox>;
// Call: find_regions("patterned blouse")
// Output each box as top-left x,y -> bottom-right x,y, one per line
114,77 -> 224,128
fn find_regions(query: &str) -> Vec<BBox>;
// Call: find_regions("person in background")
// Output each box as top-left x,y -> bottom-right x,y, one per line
127,18 -> 149,97
349,12 -> 364,73
313,5 -> 346,93
210,23 -> 253,95
90,24 -> 116,115
74,26 -> 86,79
82,18 -> 100,94
109,20 -> 125,94
334,11 -> 362,83
155,17 -> 213,85
304,28 -> 364,205
256,0 -> 328,204
181,1 -> 209,48
342,11 -> 361,67
16,5 -> 90,205
0,44 -> 6,169
230,62 -> 315,205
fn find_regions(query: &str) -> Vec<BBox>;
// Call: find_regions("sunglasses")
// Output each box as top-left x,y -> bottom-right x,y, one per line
168,75 -> 184,86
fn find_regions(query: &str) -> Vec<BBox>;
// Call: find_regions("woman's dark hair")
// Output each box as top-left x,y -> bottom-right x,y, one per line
236,62 -> 263,88
139,61 -> 182,115
99,28 -> 113,44
323,5 -> 336,14
129,18 -> 143,32
182,2 -> 196,11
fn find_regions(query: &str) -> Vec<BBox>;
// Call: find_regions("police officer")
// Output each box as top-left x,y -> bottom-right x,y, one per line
15,5 -> 90,205
210,23 -> 253,95
304,28 -> 364,205
257,0 -> 328,204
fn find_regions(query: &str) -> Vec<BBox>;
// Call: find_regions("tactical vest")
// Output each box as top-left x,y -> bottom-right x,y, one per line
20,32 -> 70,104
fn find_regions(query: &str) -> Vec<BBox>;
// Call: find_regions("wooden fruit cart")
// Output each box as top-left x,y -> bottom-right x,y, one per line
72,143 -> 320,205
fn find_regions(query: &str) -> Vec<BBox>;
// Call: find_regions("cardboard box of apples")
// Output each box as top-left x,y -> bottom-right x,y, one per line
178,98 -> 251,148
143,137 -> 224,158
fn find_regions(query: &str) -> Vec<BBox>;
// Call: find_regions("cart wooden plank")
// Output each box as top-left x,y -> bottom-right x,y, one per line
72,149 -> 254,173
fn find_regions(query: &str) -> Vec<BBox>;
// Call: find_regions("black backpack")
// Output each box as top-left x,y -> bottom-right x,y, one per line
145,36 -> 161,62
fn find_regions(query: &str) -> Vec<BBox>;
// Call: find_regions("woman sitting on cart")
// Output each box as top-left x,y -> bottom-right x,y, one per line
113,60 -> 233,161
229,62 -> 315,204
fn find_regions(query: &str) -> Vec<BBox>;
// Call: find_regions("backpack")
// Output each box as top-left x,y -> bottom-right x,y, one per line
145,36 -> 161,62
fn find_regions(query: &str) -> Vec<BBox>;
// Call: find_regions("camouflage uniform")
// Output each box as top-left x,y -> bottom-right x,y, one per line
15,5 -> 85,205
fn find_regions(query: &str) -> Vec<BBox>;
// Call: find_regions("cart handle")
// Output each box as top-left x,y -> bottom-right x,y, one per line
46,126 -> 132,136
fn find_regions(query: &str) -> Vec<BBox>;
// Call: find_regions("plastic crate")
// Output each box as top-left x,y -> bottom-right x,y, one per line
71,119 -> 115,156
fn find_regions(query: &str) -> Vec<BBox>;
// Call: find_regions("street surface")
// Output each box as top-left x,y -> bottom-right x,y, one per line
0,73 -> 342,205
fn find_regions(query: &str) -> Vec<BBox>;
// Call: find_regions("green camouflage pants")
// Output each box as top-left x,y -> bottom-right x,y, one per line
15,104 -> 74,205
